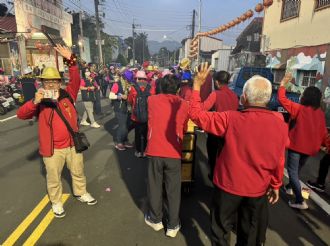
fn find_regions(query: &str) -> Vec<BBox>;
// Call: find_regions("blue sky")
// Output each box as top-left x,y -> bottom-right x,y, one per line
69,0 -> 263,45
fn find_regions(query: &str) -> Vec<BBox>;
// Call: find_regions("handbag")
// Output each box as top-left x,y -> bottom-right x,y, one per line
55,107 -> 90,153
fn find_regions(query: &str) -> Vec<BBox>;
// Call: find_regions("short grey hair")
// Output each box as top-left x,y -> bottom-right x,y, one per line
243,76 -> 272,105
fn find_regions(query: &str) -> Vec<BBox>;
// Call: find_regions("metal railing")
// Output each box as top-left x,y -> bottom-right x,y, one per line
316,0 -> 330,9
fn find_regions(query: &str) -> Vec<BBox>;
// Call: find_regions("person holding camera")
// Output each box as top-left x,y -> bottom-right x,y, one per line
17,45 -> 97,218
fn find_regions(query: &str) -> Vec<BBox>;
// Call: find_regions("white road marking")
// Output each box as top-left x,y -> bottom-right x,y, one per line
284,168 -> 330,215
0,115 -> 17,123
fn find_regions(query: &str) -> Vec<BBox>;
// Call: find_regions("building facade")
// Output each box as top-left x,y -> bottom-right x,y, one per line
262,0 -> 330,125
14,0 -> 72,72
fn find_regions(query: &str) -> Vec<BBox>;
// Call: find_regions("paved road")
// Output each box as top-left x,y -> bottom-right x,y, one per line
0,99 -> 329,246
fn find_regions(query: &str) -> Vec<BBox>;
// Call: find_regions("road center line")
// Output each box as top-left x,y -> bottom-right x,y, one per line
2,195 -> 49,246
23,194 -> 70,246
0,115 -> 17,123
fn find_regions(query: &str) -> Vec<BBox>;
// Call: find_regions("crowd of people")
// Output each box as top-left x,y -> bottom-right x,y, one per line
16,45 -> 329,245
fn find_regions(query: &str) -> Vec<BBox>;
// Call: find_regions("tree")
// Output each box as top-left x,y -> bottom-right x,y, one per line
124,32 -> 150,65
0,3 -> 14,17
116,54 -> 128,66
71,13 -> 117,64
101,31 -> 118,65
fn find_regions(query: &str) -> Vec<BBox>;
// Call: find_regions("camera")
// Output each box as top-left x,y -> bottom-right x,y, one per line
43,89 -> 59,100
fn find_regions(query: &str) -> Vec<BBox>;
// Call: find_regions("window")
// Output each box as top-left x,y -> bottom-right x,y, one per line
301,70 -> 317,87
274,69 -> 285,84
214,58 -> 219,69
281,0 -> 301,21
254,33 -> 260,42
315,0 -> 330,10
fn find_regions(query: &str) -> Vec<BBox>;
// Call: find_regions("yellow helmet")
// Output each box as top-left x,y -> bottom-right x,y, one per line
180,58 -> 191,69
39,67 -> 61,80
147,65 -> 154,71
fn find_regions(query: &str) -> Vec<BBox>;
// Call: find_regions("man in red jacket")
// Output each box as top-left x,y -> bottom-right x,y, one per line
144,74 -> 189,238
17,45 -> 97,218
190,63 -> 289,246
202,71 -> 239,180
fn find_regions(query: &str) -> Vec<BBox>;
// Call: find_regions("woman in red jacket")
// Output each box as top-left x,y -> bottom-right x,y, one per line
128,71 -> 155,157
278,74 -> 328,209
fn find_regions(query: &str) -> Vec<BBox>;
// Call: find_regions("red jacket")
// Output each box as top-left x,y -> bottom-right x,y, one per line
128,82 -> 155,122
145,94 -> 189,159
17,65 -> 81,157
202,85 -> 239,112
190,90 -> 289,197
278,86 -> 328,155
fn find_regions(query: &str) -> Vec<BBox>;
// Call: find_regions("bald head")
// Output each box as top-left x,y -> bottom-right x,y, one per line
242,76 -> 272,107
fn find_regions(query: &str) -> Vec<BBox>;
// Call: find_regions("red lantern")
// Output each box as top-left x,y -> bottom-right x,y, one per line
229,21 -> 236,27
234,18 -> 241,25
255,3 -> 264,12
263,0 -> 273,7
240,14 -> 248,22
35,41 -> 42,49
246,10 -> 254,18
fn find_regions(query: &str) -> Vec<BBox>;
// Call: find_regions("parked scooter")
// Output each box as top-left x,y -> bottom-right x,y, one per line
6,77 -> 24,105
0,79 -> 16,114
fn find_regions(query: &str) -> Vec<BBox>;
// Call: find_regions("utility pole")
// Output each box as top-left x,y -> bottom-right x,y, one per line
78,11 -> 84,57
132,19 -> 135,67
191,9 -> 196,38
94,0 -> 103,64
197,0 -> 202,64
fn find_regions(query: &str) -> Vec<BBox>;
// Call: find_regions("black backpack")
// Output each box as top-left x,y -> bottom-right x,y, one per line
133,83 -> 151,123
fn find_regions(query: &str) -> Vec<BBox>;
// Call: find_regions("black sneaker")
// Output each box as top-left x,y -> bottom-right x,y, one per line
307,181 -> 325,192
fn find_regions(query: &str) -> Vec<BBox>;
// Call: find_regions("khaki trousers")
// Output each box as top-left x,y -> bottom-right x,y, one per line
43,147 -> 87,204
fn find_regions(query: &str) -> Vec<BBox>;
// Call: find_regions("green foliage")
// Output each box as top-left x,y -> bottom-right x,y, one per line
74,13 -> 117,64
116,54 -> 128,66
124,32 -> 150,65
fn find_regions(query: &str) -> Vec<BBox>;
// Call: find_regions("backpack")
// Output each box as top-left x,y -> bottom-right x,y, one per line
133,83 -> 151,123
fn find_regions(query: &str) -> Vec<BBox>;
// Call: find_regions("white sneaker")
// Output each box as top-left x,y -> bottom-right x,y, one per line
77,193 -> 97,205
90,122 -> 101,128
289,201 -> 308,210
166,224 -> 181,238
52,202 -> 66,218
144,215 -> 164,231
80,120 -> 90,126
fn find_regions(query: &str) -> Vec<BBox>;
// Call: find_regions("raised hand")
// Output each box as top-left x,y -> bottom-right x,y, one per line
54,44 -> 72,60
193,62 -> 212,91
280,73 -> 293,87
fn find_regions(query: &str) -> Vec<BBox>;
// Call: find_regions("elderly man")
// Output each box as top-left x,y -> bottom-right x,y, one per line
17,45 -> 97,218
189,63 -> 289,246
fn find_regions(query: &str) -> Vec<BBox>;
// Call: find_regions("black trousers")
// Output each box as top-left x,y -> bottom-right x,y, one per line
101,83 -> 108,97
93,90 -> 102,115
211,188 -> 268,246
147,157 -> 181,229
317,154 -> 330,185
135,122 -> 148,153
207,134 -> 224,179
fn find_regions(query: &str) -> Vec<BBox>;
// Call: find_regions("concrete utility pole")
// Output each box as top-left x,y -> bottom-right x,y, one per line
78,11 -> 84,57
94,0 -> 103,64
197,0 -> 202,64
132,19 -> 135,67
191,9 -> 196,38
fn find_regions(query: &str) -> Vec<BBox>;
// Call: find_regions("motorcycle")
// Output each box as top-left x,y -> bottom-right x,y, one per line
6,77 -> 24,105
0,83 -> 16,115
